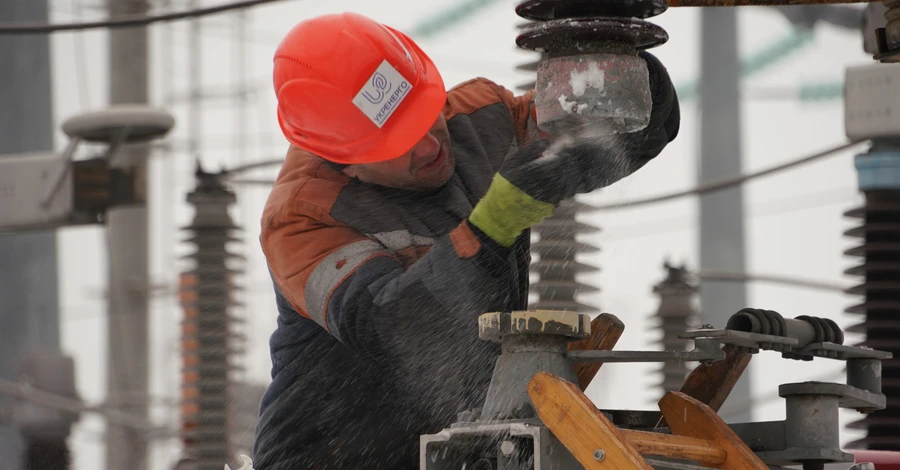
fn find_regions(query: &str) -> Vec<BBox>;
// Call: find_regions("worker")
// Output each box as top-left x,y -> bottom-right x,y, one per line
253,11 -> 680,470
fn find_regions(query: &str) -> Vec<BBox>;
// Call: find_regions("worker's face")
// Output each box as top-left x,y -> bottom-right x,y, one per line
343,115 -> 454,191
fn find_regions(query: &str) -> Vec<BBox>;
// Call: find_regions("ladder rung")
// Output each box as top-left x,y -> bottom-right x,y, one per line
620,429 -> 727,466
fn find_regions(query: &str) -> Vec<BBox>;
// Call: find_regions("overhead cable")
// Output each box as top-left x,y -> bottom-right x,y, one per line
698,270 -> 846,293
0,376 -> 164,434
0,0 -> 290,34
589,140 -> 867,212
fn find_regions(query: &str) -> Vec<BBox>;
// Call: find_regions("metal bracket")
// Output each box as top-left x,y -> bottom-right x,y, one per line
39,138 -> 80,208
678,329 -> 798,351
780,382 -> 886,411
678,329 -> 893,362
793,342 -> 892,360
755,448 -> 855,467
420,421 -> 581,470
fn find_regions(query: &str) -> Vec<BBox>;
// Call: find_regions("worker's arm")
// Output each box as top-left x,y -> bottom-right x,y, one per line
263,201 -> 525,421
468,51 -> 680,247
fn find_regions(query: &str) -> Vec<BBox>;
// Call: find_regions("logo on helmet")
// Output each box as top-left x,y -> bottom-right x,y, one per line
353,60 -> 413,128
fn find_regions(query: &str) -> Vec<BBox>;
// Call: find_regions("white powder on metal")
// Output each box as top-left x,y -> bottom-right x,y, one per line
569,62 -> 605,97
558,95 -> 577,112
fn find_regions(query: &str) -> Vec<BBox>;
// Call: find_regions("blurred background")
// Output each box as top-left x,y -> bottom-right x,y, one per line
0,0 -> 893,468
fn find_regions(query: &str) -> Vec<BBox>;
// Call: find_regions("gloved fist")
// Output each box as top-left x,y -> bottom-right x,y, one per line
467,51 -> 680,247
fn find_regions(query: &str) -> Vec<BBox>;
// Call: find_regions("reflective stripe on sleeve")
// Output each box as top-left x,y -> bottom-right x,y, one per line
304,239 -> 389,331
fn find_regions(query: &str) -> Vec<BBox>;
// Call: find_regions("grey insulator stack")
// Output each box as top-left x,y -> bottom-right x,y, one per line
530,199 -> 601,314
650,262 -> 700,397
179,164 -> 246,469
515,21 -> 542,93
515,23 -> 602,316
844,150 -> 900,450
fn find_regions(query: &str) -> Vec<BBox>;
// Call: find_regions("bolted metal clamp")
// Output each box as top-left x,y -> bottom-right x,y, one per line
478,310 -> 590,421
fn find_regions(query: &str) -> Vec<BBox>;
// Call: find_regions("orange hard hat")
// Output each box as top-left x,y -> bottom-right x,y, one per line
273,13 -> 447,165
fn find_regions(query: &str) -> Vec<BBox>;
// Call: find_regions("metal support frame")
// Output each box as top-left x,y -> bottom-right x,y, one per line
420,307 -> 892,470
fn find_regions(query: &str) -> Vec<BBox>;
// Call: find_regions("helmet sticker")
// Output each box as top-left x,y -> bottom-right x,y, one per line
352,60 -> 413,128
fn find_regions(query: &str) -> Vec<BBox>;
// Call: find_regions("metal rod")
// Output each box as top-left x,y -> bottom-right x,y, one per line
566,350 -> 725,363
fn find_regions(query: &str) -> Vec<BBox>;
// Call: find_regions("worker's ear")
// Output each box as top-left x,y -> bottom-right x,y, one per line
341,164 -> 361,179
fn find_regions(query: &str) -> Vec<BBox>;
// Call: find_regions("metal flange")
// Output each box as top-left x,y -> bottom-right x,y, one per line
478,310 -> 591,342
61,105 -> 175,144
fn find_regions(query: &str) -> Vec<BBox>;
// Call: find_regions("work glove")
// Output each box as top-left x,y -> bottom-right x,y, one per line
468,51 -> 680,248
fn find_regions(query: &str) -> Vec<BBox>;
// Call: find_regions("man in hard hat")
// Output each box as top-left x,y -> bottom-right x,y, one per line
253,11 -> 680,470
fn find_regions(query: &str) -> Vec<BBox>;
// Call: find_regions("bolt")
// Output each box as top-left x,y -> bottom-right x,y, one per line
593,449 -> 605,461
500,440 -> 516,456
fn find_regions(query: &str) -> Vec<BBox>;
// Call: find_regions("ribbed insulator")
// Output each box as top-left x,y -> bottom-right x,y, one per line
179,166 -> 246,469
843,189 -> 900,451
530,199 -> 600,315
649,262 -> 700,398
515,21 -> 542,93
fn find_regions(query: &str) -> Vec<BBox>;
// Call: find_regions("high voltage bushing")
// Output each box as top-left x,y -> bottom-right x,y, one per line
514,21 -> 603,317
514,21 -> 541,93
649,262 -> 700,396
873,0 -> 900,62
844,149 -> 900,451
515,0 -> 669,133
529,199 -> 600,315
179,164 -> 247,470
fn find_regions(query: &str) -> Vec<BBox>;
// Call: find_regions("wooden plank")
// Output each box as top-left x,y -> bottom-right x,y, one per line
678,347 -> 752,412
658,391 -> 768,470
528,371 -> 652,470
619,429 -> 727,466
567,313 -> 626,390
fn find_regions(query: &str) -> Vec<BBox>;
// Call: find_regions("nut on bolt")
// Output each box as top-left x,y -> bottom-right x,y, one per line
478,310 -> 591,342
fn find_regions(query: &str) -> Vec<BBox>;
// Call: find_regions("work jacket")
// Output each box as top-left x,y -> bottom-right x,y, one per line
253,77 -> 542,469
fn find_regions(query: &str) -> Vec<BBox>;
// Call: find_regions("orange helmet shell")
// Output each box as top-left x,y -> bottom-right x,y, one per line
273,13 -> 447,164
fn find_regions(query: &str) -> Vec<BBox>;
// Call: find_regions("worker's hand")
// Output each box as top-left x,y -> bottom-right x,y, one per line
507,50 -> 680,204
466,52 -> 679,248
635,49 -> 680,157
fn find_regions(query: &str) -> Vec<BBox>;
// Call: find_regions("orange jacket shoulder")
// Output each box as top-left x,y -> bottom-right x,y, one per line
261,144 -> 351,233
444,77 -> 536,144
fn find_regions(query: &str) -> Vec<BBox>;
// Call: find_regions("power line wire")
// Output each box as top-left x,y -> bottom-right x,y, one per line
697,270 -> 845,293
588,140 -> 867,212
593,186 -> 858,243
0,376 -> 168,435
0,0 -> 290,34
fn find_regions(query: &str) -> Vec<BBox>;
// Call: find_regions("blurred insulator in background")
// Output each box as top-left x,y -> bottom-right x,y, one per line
179,164 -> 247,470
844,152 -> 900,450
649,261 -> 700,398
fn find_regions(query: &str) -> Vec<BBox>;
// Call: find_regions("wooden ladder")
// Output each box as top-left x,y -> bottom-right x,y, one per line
527,371 -> 768,470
